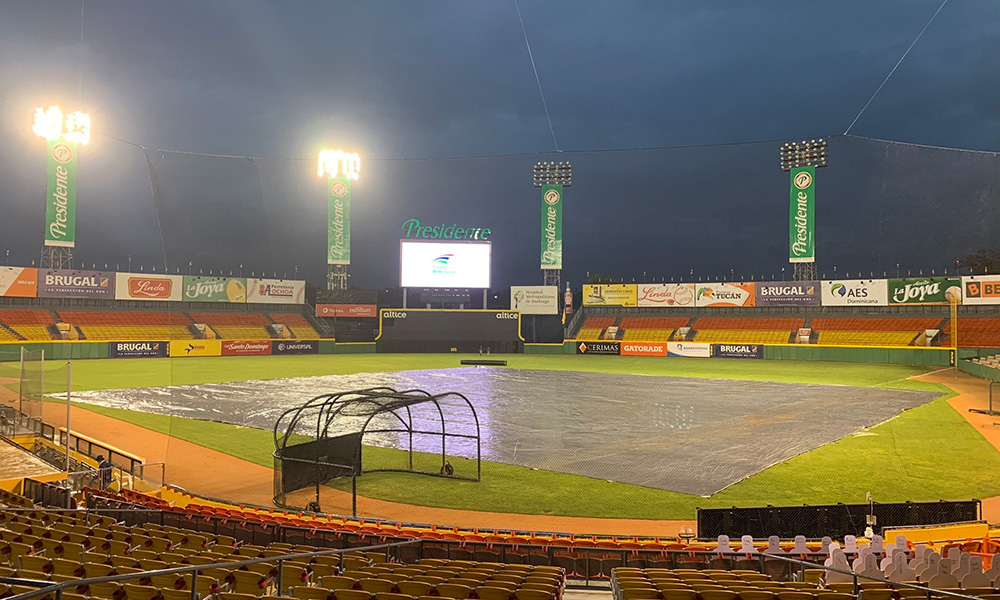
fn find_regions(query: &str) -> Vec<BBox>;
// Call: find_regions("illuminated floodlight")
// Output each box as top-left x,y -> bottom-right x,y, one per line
32,105 -> 91,145
533,161 -> 572,187
779,138 -> 826,171
317,149 -> 361,180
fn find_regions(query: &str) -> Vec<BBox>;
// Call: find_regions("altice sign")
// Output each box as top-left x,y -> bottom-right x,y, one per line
402,219 -> 491,240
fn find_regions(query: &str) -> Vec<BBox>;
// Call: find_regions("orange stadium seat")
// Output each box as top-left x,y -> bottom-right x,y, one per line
267,313 -> 320,338
57,310 -> 194,341
188,312 -> 273,340
811,317 -> 943,347
955,317 -> 1000,348
0,309 -> 57,340
690,317 -> 802,345
619,317 -> 689,342
575,316 -> 616,340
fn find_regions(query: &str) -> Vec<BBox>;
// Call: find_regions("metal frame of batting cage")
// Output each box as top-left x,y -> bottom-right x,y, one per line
272,387 -> 481,516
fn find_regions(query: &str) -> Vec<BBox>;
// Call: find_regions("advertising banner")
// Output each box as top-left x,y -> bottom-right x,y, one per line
221,340 -> 272,356
636,283 -> 695,308
272,340 -> 319,355
247,278 -> 305,304
962,276 -> 1000,305
316,304 -> 378,318
887,277 -> 962,305
667,342 -> 711,358
0,267 -> 38,298
821,279 -> 889,306
789,165 -> 815,263
576,341 -> 620,355
114,273 -> 182,302
620,342 -> 668,357
511,286 -> 559,315
38,269 -> 114,299
582,284 -> 637,307
108,341 -> 168,359
694,282 -> 756,307
44,139 -> 77,248
756,281 -> 820,307
540,185 -> 562,270
182,276 -> 247,303
168,340 -> 222,357
400,240 -> 492,288
327,176 -> 351,265
712,344 -> 764,359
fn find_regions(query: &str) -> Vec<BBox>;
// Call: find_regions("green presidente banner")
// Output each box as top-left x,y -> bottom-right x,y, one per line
789,166 -> 815,263
44,139 -> 78,248
327,176 -> 351,265
540,184 -> 563,269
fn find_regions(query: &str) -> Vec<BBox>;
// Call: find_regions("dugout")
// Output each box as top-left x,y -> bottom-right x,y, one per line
376,308 -> 524,353
272,387 -> 481,514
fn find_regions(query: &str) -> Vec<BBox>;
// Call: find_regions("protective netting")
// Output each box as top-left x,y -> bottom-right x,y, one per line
0,348 -> 68,426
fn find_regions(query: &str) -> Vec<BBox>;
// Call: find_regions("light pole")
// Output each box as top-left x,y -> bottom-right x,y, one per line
318,149 -> 361,291
780,139 -> 827,281
533,161 -> 571,290
32,106 -> 91,270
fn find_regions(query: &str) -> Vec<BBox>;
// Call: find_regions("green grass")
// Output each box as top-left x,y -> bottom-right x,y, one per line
56,356 -> 1000,519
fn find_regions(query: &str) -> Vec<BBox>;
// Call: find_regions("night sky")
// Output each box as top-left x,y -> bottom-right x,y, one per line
1,1 -> 999,290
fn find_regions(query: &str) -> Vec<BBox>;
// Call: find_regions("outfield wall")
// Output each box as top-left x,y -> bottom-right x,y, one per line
0,340 -> 376,362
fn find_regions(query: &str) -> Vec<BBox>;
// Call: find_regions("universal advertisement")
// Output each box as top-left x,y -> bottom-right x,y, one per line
114,273 -> 183,302
666,342 -> 711,358
789,165 -> 815,263
221,340 -> 272,356
0,267 -> 38,298
327,176 -> 351,265
620,342 -> 668,357
168,340 -> 222,357
108,341 -> 168,359
38,269 -> 115,299
887,277 -> 962,305
576,341 -> 620,355
182,276 -> 247,303
246,278 -> 305,305
540,185 -> 562,270
272,340 -> 319,355
821,279 -> 889,306
511,286 -> 559,315
582,284 -> 638,307
316,304 -> 378,318
636,283 -> 696,308
755,281 -> 820,307
712,344 -> 764,359
44,139 -> 77,248
694,282 -> 756,307
962,276 -> 1000,305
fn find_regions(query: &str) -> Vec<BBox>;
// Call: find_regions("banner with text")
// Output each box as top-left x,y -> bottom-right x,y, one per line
789,165 -> 815,263
44,139 -> 77,248
182,276 -> 247,303
695,282 -> 756,307
114,273 -> 182,302
38,269 -> 115,299
540,185 -> 563,269
636,283 -> 696,308
272,340 -> 319,355
222,340 -> 272,356
247,278 -> 305,304
316,304 -> 378,318
582,284 -> 637,307
712,344 -> 764,359
667,342 -> 710,357
888,277 -> 962,305
756,281 -> 820,306
511,286 -> 559,315
327,176 -> 351,265
963,276 -> 1000,305
168,340 -> 222,357
109,341 -> 168,359
621,342 -> 668,356
0,267 -> 37,298
576,341 -> 620,355
821,279 -> 889,306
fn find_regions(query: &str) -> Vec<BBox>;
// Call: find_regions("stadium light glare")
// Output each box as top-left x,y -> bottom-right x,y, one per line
32,105 -> 91,145
317,149 -> 361,180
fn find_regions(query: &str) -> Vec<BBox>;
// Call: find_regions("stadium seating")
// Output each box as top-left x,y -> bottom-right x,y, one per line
691,318 -> 803,345
811,317 -> 943,347
619,317 -> 690,341
575,316 -> 617,340
956,318 -> 1000,348
57,311 -> 194,341
0,309 -> 56,341
188,313 -> 273,340
268,313 -> 321,339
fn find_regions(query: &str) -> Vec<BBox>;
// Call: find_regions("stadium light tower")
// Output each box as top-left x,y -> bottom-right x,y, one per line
317,149 -> 361,291
33,105 -> 91,270
780,139 -> 827,281
533,161 -> 571,291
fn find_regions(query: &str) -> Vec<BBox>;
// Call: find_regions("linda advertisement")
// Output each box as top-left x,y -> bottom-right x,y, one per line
636,284 -> 695,308
108,341 -> 168,359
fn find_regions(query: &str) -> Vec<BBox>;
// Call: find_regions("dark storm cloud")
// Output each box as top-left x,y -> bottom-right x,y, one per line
1,1 -> 999,288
